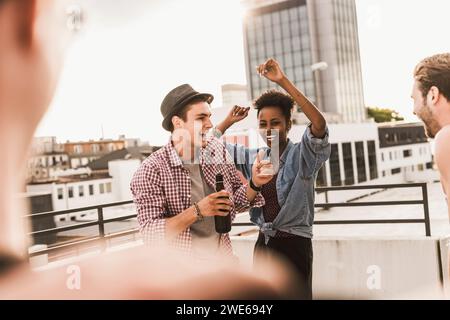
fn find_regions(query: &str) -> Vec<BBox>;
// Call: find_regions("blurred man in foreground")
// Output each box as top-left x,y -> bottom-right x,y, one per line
412,53 -> 450,220
0,0 -> 297,299
412,53 -> 450,294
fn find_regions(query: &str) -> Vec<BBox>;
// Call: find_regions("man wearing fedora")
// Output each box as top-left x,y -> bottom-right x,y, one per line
131,84 -> 273,258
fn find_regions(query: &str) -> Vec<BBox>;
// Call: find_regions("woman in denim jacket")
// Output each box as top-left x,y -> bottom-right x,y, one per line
215,58 -> 331,299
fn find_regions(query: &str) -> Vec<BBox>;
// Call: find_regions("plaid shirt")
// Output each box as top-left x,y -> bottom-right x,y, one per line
130,137 -> 265,255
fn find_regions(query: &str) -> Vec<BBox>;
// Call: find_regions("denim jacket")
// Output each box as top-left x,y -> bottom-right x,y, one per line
215,124 -> 331,243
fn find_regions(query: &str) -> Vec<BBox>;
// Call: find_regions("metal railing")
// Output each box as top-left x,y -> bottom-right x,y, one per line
233,183 -> 431,237
26,200 -> 138,258
26,183 -> 431,259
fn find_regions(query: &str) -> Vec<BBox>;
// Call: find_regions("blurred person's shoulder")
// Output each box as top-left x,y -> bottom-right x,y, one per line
435,125 -> 450,156
435,126 -> 450,192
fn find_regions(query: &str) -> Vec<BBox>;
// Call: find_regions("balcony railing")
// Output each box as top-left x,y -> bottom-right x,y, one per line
26,183 -> 431,260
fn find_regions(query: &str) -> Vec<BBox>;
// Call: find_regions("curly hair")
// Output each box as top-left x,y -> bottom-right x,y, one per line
254,90 -> 295,123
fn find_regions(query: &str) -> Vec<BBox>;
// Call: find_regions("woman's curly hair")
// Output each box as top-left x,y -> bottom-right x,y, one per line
254,90 -> 295,123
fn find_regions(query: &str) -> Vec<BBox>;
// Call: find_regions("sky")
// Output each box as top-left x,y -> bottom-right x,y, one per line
36,0 -> 450,146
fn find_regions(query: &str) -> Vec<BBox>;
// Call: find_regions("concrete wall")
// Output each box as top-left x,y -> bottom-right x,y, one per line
108,159 -> 140,202
231,235 -> 448,299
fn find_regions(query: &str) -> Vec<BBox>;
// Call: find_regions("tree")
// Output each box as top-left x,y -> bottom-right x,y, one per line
367,107 -> 404,123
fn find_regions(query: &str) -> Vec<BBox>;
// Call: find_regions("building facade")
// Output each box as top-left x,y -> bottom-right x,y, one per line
26,159 -> 141,222
242,0 -> 366,123
63,139 -> 126,168
27,137 -> 70,183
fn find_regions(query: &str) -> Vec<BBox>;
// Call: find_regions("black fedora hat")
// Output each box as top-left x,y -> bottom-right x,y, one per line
160,84 -> 214,131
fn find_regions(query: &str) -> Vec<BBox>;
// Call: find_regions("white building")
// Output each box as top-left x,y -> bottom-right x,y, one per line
221,84 -> 249,108
27,153 -> 70,182
26,159 -> 141,222
27,136 -> 70,182
377,122 -> 435,183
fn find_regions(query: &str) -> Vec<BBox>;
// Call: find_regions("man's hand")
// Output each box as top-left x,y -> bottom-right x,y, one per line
258,58 -> 327,138
251,150 -> 274,188
216,105 -> 250,136
257,58 -> 286,84
227,105 -> 250,125
197,191 -> 232,217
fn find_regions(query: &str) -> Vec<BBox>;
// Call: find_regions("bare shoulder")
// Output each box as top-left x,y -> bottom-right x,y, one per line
434,126 -> 450,178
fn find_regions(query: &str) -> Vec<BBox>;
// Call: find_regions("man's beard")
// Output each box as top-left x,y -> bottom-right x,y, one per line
424,124 -> 435,139
418,103 -> 440,139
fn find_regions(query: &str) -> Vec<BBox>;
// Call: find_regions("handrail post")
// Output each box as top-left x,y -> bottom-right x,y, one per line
97,206 -> 107,250
324,190 -> 330,211
421,184 -> 431,237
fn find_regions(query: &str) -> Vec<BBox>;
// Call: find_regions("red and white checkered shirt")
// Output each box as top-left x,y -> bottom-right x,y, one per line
130,137 -> 265,255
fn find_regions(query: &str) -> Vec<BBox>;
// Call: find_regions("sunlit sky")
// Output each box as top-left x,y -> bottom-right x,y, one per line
36,0 -> 450,145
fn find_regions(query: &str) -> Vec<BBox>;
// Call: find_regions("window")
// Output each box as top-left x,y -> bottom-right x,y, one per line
391,168 -> 401,175
257,44 -> 265,58
262,13 -> 271,27
89,184 -> 94,196
288,7 -> 298,21
106,182 -> 112,193
273,24 -> 282,40
74,145 -> 82,154
284,53 -> 293,68
285,67 -> 294,81
418,164 -> 424,171
280,9 -> 289,22
330,144 -> 342,186
292,37 -> 300,51
272,11 -> 280,25
99,183 -> 105,194
91,144 -> 100,153
57,188 -> 64,200
290,21 -> 300,37
281,23 -> 291,41
367,141 -> 378,180
342,143 -> 354,185
355,142 -> 367,183
68,187 -> 74,198
426,162 -> 433,169
403,150 -> 412,158
78,185 -> 84,197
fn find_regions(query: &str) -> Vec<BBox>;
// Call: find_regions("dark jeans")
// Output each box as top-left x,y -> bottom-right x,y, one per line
254,232 -> 313,300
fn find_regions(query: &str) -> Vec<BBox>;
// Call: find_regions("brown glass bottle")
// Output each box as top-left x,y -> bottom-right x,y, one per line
214,173 -> 231,233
